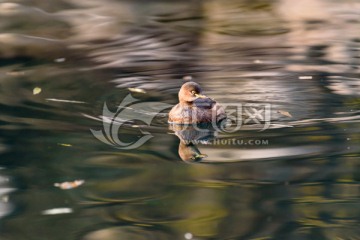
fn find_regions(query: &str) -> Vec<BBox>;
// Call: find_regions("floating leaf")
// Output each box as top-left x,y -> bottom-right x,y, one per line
54,58 -> 66,63
183,75 -> 193,81
54,180 -> 84,190
58,143 -> 72,147
45,98 -> 85,104
42,208 -> 73,215
33,87 -> 42,95
298,76 -> 312,80
6,71 -> 25,76
128,88 -> 146,94
278,110 -> 293,118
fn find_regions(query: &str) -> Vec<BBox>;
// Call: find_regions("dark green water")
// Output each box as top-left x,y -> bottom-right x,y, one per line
0,0 -> 359,239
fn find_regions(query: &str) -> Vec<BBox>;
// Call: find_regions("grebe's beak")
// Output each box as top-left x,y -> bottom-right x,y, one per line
194,93 -> 207,99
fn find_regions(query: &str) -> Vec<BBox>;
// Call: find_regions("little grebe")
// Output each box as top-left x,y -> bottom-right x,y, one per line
168,81 -> 226,124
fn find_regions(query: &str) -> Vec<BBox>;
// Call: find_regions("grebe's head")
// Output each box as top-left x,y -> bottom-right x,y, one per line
178,81 -> 206,104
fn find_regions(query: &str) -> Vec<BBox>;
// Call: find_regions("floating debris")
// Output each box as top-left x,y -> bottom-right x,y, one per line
54,58 -> 66,63
184,233 -> 193,240
45,98 -> 86,104
58,143 -> 72,147
6,71 -> 25,76
254,59 -> 262,64
278,110 -> 293,118
128,87 -> 146,94
42,208 -> 73,215
33,87 -> 42,95
54,180 -> 84,190
183,75 -> 193,81
298,76 -> 313,80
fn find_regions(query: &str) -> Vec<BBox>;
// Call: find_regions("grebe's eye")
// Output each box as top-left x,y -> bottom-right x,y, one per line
191,90 -> 196,95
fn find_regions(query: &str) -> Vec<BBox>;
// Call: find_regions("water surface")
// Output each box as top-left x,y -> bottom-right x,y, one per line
0,0 -> 359,239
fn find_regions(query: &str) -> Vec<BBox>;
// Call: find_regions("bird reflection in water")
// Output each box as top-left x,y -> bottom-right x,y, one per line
170,123 -> 220,162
